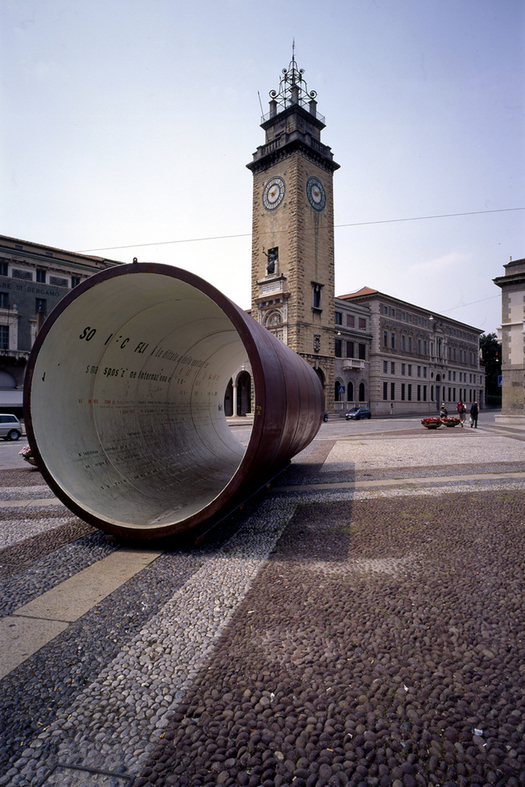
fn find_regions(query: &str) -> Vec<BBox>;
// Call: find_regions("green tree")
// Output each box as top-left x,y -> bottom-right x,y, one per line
480,332 -> 501,396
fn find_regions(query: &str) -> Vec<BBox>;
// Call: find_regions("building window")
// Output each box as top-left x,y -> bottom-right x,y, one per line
417,384 -> 421,401
383,361 -> 388,373
358,343 -> 366,360
383,382 -> 388,400
423,385 -> 427,401
431,385 -> 434,401
408,337 -> 412,352
391,333 -> 395,349
391,308 -> 395,317
383,306 -> 388,315
334,339 -> 342,358
408,365 -> 412,376
50,276 -> 68,287
0,262 -> 8,276
266,247 -> 279,274
424,340 -> 427,355
312,283 -> 323,310
359,382 -> 365,402
335,311 -> 342,325
401,364 -> 405,376
0,293 -> 8,308
423,367 -> 427,378
417,366 -> 421,377
383,331 -> 388,347
401,335 -> 406,351
347,314 -> 355,328
347,341 -> 354,358
408,384 -> 412,401
0,325 -> 8,349
13,268 -> 32,281
335,381 -> 343,402
36,269 -> 46,283
391,362 -> 395,374
401,312 -> 406,321
347,381 -> 354,401
391,382 -> 395,400
358,317 -> 366,330
401,383 -> 405,400
36,298 -> 46,315
71,276 -> 81,288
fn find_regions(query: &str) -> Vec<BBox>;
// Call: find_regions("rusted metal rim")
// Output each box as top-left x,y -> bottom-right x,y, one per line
24,263 -> 324,540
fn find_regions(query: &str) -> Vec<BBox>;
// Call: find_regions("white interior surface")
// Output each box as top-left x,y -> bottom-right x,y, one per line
30,274 -> 250,528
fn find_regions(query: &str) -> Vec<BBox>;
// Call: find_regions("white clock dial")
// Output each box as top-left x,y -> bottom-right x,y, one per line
263,177 -> 285,210
306,176 -> 326,211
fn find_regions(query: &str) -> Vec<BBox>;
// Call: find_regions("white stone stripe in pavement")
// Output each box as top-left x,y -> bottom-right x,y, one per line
13,498 -> 296,783
0,497 -> 62,509
0,548 -> 162,680
274,470 -> 525,492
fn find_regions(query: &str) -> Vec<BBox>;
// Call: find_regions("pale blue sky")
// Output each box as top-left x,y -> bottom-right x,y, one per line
2,0 -> 524,333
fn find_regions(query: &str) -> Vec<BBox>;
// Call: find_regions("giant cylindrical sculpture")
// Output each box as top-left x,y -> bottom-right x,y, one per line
24,263 -> 324,540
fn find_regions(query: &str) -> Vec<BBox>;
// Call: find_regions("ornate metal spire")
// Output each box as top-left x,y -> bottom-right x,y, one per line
268,44 -> 318,114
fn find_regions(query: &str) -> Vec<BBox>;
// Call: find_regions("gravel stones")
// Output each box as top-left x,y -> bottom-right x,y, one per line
135,492 -> 525,786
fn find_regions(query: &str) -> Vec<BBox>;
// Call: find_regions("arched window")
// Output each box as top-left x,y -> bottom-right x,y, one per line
224,379 -> 234,417
236,371 -> 252,416
347,381 -> 354,402
359,382 -> 365,402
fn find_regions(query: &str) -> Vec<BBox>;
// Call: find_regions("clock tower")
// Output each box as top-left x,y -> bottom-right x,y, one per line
247,52 -> 340,410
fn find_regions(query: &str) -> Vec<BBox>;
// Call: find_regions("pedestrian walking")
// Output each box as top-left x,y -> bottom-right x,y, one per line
456,400 -> 466,427
470,401 -> 479,428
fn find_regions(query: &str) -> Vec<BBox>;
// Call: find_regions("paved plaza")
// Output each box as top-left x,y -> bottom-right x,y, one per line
1,414 -> 525,787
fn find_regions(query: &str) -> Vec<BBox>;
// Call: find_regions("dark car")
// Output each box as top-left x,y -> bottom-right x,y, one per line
345,406 -> 371,421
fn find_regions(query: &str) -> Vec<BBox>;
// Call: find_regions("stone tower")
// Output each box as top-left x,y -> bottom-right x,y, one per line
247,52 -> 340,410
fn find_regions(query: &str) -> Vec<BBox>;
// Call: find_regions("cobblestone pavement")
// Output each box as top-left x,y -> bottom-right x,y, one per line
1,420 -> 525,786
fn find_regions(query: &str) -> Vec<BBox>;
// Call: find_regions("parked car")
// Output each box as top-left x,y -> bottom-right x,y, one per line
0,414 -> 22,440
345,406 -> 372,421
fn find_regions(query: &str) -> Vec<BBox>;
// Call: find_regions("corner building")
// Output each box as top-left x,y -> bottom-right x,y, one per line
247,54 -> 339,411
339,288 -> 484,417
494,258 -> 525,426
0,235 -> 122,410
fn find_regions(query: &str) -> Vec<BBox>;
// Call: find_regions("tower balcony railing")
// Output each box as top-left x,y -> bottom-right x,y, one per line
261,101 -> 325,125
255,132 -> 332,162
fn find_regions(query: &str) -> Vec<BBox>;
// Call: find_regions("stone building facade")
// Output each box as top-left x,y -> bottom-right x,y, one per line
338,287 -> 483,416
0,235 -> 122,409
494,258 -> 525,425
333,297 -> 372,414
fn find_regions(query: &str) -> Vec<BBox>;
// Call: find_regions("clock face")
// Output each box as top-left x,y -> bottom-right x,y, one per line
306,176 -> 326,211
262,177 -> 285,210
